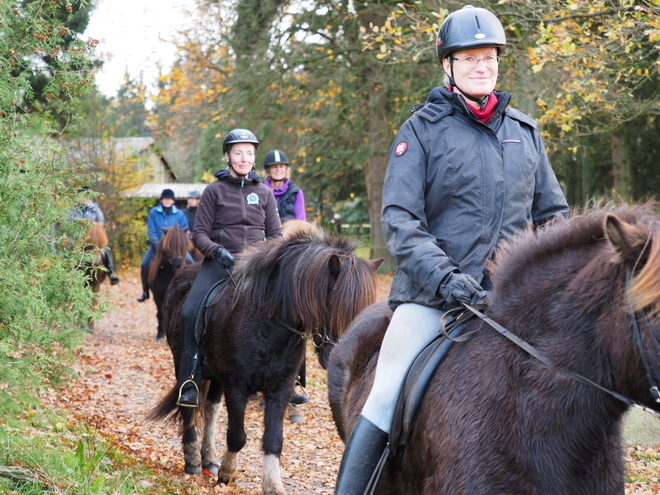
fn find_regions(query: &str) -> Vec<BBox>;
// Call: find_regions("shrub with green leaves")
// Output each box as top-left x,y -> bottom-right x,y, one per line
0,0 -> 98,387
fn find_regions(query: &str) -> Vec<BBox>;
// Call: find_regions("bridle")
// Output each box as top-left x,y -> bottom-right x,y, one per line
459,272 -> 660,419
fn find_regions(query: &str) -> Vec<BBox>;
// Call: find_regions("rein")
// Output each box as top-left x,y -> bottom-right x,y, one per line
462,297 -> 660,419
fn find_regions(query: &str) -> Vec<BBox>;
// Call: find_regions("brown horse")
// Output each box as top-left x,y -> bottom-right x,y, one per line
82,221 -> 108,332
147,226 -> 193,341
328,204 -> 660,494
150,224 -> 383,495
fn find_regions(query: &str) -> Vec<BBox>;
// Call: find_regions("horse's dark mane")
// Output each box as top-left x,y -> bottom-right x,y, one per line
490,204 -> 660,317
228,227 -> 377,340
148,227 -> 191,283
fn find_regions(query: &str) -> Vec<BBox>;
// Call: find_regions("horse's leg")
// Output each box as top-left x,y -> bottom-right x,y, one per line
201,380 -> 223,475
155,298 -> 165,341
180,407 -> 202,474
261,391 -> 289,495
218,389 -> 248,485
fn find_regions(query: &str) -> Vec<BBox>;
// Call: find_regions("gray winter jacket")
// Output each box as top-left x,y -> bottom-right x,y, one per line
383,87 -> 569,311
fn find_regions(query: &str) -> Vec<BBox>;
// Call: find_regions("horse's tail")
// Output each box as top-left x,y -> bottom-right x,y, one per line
147,385 -> 180,422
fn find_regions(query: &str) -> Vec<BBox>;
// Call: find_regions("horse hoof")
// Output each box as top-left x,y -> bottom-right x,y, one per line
217,470 -> 237,485
184,464 -> 202,475
202,463 -> 219,476
155,333 -> 165,342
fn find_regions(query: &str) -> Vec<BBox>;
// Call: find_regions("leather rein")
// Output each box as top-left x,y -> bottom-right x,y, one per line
459,276 -> 660,419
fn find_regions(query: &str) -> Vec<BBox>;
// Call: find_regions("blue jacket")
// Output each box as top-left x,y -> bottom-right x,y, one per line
147,203 -> 189,247
70,201 -> 105,224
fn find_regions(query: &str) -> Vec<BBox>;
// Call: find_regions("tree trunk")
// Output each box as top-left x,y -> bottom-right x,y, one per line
364,75 -> 395,269
611,130 -> 632,202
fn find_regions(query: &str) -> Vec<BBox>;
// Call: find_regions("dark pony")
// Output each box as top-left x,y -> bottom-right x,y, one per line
81,221 -> 108,332
150,223 -> 383,495
148,226 -> 193,341
328,204 -> 660,494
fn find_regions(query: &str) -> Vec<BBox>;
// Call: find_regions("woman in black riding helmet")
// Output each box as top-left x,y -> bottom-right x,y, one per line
176,129 -> 283,407
333,6 -> 569,494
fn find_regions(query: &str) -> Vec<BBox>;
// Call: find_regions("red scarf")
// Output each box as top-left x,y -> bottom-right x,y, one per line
449,88 -> 498,123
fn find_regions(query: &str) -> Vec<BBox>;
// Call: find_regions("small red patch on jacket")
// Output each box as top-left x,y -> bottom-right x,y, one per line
394,141 -> 408,156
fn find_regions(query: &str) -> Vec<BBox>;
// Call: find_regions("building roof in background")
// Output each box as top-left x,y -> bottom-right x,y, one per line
127,183 -> 208,199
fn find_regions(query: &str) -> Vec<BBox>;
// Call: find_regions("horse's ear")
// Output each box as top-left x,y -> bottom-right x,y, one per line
161,226 -> 171,233
329,254 -> 342,275
371,258 -> 385,271
605,213 -> 647,261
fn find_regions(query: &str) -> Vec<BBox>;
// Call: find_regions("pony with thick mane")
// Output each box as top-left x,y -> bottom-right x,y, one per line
147,226 -> 193,341
150,222 -> 383,495
328,204 -> 660,494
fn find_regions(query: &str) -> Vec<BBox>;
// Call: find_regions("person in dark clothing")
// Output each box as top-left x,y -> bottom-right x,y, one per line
70,191 -> 120,285
183,190 -> 200,232
333,6 -> 569,495
136,189 -> 191,302
176,129 -> 283,407
263,149 -> 309,409
263,149 -> 306,221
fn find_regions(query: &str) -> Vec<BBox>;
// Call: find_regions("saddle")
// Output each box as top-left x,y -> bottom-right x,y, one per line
193,275 -> 231,346
388,306 -> 482,458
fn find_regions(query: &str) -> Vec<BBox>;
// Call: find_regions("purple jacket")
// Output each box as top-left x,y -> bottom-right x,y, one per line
264,178 -> 306,221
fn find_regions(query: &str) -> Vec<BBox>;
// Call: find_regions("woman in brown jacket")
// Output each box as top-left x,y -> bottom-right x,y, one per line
176,128 -> 283,407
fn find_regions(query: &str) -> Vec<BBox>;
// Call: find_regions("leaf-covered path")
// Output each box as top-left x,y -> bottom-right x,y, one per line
50,271 -> 660,494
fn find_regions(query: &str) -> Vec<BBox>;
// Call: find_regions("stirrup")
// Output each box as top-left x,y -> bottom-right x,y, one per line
176,379 -> 200,407
290,383 -> 309,407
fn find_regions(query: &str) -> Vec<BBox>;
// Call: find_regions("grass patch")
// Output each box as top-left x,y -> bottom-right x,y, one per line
0,346 -> 195,495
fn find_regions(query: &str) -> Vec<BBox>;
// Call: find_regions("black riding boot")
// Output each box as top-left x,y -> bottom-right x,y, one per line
136,263 -> 149,302
291,360 -> 309,406
176,259 -> 231,407
103,248 -> 120,285
334,416 -> 389,495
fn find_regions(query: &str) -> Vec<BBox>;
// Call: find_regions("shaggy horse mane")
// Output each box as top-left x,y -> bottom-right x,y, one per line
86,221 -> 108,250
490,203 -> 660,317
148,226 -> 191,283
228,225 -> 377,339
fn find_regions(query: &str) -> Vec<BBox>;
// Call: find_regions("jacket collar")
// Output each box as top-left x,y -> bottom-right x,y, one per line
214,167 -> 262,184
155,203 -> 180,214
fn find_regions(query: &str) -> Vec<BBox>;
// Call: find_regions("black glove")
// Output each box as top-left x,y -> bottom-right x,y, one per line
214,247 -> 235,269
439,271 -> 483,307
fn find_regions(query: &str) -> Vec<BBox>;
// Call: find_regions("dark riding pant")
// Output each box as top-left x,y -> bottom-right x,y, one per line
139,245 -> 156,295
177,258 -> 230,398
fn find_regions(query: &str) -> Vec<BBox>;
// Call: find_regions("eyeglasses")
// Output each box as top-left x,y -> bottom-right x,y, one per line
451,56 -> 500,68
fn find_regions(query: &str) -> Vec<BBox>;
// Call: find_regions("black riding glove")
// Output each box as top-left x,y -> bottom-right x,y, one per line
439,271 -> 483,307
214,247 -> 235,269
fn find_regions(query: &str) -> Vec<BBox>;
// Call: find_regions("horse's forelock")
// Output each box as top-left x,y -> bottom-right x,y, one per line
159,227 -> 191,258
88,222 -> 108,249
629,220 -> 660,315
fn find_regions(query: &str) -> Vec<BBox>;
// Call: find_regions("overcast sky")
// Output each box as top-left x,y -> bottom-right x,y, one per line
84,0 -> 195,97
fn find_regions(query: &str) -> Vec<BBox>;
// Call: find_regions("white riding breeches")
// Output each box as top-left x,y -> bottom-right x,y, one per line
361,303 -> 444,432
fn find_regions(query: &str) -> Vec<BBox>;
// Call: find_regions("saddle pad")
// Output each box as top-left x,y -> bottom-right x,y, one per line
388,320 -> 466,457
193,275 -> 230,346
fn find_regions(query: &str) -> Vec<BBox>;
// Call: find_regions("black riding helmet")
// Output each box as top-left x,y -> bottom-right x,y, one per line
436,5 -> 506,63
222,128 -> 260,154
436,5 -> 506,109
263,149 -> 290,168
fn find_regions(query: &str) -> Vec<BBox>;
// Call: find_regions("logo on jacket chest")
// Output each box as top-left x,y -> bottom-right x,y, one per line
246,192 -> 260,205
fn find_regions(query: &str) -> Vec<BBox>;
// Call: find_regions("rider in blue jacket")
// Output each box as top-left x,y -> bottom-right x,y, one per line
136,188 -> 191,302
333,6 -> 569,494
